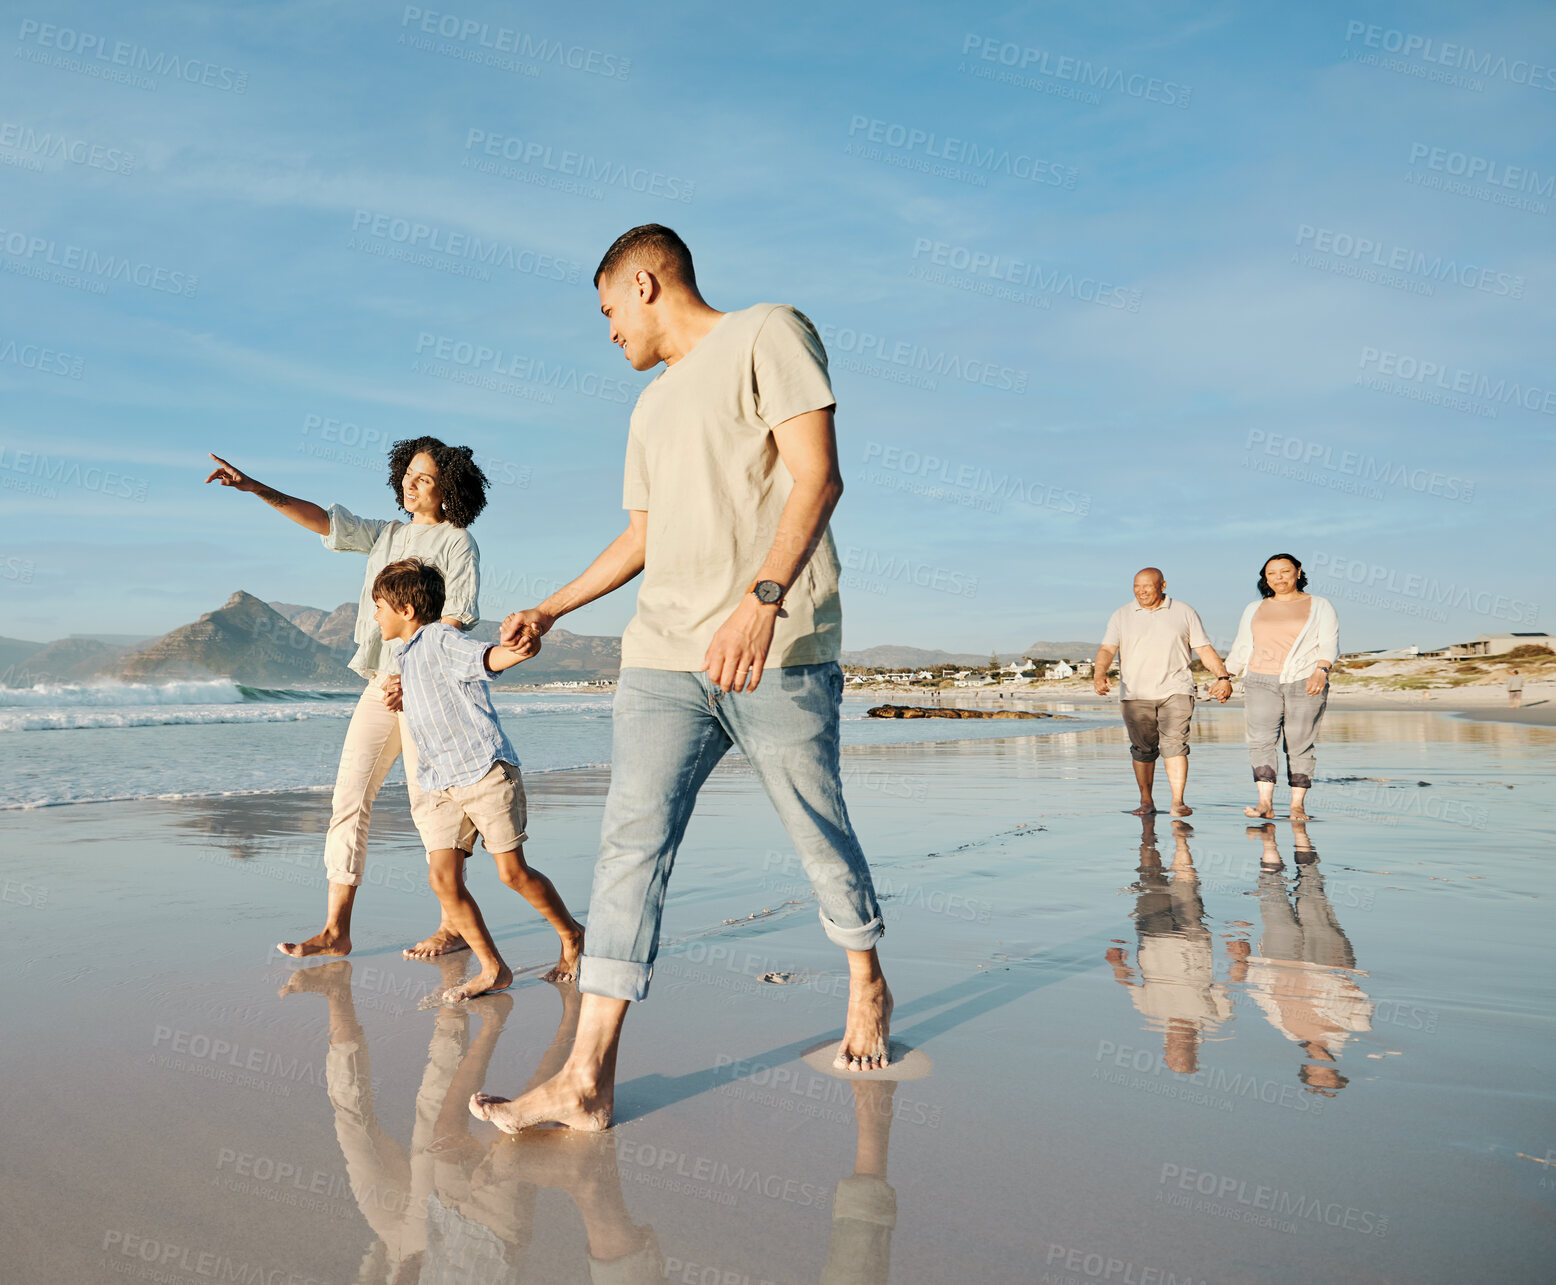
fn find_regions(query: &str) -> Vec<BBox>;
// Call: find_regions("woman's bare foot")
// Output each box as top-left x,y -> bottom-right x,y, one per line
469,1067 -> 614,1133
277,928 -> 350,958
444,963 -> 513,1004
404,925 -> 468,961
837,975 -> 894,1072
542,926 -> 585,983
1171,803 -> 1194,817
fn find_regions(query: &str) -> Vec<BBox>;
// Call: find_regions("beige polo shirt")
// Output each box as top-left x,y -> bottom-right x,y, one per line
1101,596 -> 1211,700
619,303 -> 842,671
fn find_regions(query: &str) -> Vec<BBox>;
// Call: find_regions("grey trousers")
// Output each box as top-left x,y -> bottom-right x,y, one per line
1243,672 -> 1328,789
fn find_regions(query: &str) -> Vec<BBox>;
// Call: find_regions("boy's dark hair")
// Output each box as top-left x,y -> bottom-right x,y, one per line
1257,553 -> 1308,599
593,224 -> 696,290
387,436 -> 489,528
373,558 -> 446,624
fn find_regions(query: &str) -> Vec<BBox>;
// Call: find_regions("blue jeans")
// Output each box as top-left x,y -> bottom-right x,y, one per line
578,663 -> 884,1001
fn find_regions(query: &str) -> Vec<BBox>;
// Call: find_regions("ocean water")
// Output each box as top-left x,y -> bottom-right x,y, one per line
0,679 -> 1094,809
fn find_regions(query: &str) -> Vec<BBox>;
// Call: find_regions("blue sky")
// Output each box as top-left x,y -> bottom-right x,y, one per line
1,0 -> 1550,654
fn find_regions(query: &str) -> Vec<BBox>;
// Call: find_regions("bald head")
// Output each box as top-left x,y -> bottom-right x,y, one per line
1133,568 -> 1165,608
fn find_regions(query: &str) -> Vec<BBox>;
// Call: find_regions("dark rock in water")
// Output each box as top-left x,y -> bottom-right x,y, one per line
866,704 -> 1054,720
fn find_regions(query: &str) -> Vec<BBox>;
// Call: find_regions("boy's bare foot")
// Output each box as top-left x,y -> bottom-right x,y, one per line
836,975 -> 894,1072
469,1066 -> 613,1133
1130,802 -> 1157,816
277,929 -> 350,958
444,963 -> 513,1004
404,925 -> 468,960
542,926 -> 585,983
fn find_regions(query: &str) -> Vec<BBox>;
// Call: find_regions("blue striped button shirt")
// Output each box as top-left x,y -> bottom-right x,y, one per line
393,623 -> 520,792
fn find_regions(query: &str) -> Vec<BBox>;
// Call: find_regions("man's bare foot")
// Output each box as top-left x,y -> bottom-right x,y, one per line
837,975 -> 894,1072
1171,804 -> 1194,817
542,926 -> 585,983
404,926 -> 468,961
444,963 -> 513,1004
469,1066 -> 613,1133
1243,803 -> 1274,819
277,929 -> 350,958
1290,805 -> 1311,821
1130,802 -> 1157,817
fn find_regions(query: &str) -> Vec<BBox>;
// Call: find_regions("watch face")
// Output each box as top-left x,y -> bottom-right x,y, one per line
754,580 -> 783,604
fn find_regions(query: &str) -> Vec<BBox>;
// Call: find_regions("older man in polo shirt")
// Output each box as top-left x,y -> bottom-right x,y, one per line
1094,568 -> 1232,817
469,225 -> 891,1136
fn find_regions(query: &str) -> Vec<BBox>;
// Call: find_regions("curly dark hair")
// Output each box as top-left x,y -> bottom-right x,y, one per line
387,436 -> 489,528
1257,553 -> 1308,598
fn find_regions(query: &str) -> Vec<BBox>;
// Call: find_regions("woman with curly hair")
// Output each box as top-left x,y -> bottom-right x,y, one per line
206,437 -> 508,959
1225,553 -> 1340,821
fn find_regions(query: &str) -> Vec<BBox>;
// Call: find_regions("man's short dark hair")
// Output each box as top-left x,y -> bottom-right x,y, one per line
593,224 -> 696,290
373,558 -> 445,624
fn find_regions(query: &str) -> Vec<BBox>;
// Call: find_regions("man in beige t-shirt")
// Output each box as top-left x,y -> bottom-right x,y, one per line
473,226 -> 891,1137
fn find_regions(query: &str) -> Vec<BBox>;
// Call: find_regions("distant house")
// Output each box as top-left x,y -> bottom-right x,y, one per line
1344,646 -> 1421,661
915,670 -> 934,680
1421,632 -> 1553,659
1045,661 -> 1075,679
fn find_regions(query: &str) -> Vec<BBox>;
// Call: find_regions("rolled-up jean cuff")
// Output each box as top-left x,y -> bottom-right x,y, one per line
578,954 -> 651,1002
820,910 -> 884,953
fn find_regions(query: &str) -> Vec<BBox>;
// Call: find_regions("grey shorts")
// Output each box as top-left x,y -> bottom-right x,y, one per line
1120,695 -> 1194,762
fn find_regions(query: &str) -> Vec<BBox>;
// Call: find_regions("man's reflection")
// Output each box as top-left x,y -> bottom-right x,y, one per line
1106,817 -> 1233,1073
1227,822 -> 1372,1095
280,962 -> 900,1283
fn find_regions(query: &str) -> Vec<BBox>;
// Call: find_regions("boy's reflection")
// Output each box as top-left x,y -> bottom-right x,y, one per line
1106,817 -> 1233,1073
280,963 -> 899,1284
1227,822 -> 1372,1095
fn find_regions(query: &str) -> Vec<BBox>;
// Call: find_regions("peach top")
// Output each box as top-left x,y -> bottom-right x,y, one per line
1248,596 -> 1313,675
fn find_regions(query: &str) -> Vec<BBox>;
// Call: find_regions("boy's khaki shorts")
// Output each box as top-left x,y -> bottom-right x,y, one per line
416,761 -> 528,855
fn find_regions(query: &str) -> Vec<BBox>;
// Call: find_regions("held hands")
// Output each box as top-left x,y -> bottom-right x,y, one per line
703,596 -> 779,692
501,609 -> 553,650
383,675 -> 404,713
205,453 -> 256,491
1212,676 -> 1233,704
1305,668 -> 1330,696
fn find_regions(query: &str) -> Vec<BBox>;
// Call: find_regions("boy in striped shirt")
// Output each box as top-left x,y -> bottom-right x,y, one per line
372,558 -> 584,1002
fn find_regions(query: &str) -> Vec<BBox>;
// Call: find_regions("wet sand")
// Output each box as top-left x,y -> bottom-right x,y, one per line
4,707 -> 1554,1283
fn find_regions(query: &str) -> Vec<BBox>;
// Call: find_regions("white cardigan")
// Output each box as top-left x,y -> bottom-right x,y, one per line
1225,594 -> 1339,683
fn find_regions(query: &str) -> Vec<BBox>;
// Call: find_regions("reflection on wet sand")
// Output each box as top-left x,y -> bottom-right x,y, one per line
1106,818 -> 1233,1074
1228,824 -> 1373,1095
279,963 -> 898,1284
